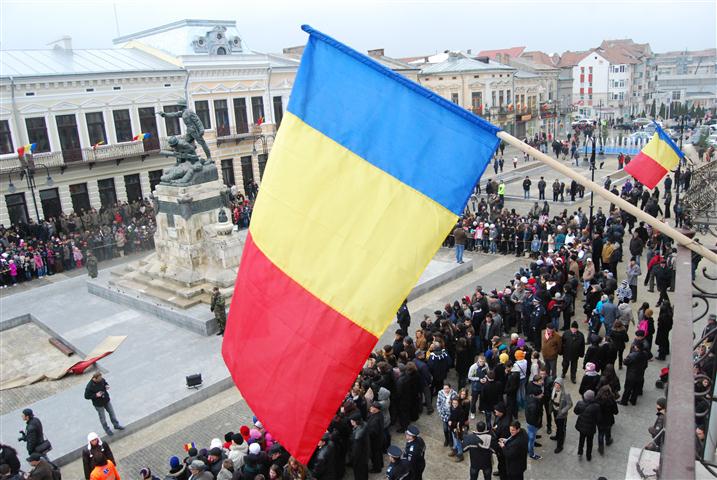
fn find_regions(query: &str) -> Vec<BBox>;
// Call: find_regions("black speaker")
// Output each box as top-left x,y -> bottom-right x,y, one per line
186,373 -> 203,389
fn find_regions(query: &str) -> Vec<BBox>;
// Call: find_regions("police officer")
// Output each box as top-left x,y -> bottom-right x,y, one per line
396,299 -> 411,335
403,425 -> 425,479
385,445 -> 410,479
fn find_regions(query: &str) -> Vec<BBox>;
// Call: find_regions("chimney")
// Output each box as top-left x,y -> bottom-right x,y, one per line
48,35 -> 73,51
367,48 -> 384,58
467,49 -> 472,55
476,56 -> 490,64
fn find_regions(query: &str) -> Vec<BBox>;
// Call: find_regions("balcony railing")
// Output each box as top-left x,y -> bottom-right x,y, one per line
216,123 -> 277,146
0,151 -> 64,173
81,140 -> 147,162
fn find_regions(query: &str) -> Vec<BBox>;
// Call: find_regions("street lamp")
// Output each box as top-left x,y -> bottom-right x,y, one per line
4,155 -> 54,222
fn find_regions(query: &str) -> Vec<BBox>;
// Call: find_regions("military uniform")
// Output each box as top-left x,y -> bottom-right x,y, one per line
210,291 -> 226,333
86,253 -> 98,279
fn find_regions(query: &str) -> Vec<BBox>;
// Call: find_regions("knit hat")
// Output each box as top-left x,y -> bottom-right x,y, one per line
249,428 -> 261,440
210,438 -> 223,449
139,468 -> 152,479
209,447 -> 222,457
499,353 -> 509,364
585,362 -> 596,372
189,460 -> 205,471
249,443 -> 261,455
232,432 -> 244,445
517,338 -> 526,348
515,350 -> 525,360
657,397 -> 667,409
583,390 -> 595,401
239,425 -> 251,440
169,456 -> 181,469
484,349 -> 493,359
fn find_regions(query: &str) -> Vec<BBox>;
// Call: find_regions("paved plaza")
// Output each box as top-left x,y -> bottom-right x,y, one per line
1,144 -> 713,480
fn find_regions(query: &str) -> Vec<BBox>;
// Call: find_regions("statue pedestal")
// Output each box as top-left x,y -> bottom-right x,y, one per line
107,179 -> 244,312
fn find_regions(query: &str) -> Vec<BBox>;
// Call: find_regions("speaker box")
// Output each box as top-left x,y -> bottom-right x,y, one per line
186,373 -> 203,389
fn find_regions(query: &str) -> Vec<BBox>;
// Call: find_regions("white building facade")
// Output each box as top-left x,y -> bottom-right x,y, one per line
0,43 -> 186,226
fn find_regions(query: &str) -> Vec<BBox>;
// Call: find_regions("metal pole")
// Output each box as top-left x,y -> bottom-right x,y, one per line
589,137 -> 596,233
675,115 -> 685,206
660,246 -> 696,479
496,130 -> 717,264
26,168 -> 41,221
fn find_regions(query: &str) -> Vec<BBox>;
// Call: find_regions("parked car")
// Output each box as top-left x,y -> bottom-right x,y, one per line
615,120 -> 635,131
632,117 -> 652,128
571,118 -> 597,129
629,131 -> 652,144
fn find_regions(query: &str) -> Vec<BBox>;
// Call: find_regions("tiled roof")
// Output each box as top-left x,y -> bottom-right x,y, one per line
0,48 -> 182,78
557,50 -> 591,68
477,46 -> 526,60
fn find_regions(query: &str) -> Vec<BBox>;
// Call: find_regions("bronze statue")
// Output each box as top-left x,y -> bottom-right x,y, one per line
159,135 -> 217,186
158,99 -> 212,160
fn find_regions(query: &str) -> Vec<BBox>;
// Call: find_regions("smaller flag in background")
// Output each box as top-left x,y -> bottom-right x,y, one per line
624,123 -> 684,189
17,143 -> 37,157
256,116 -> 264,126
132,133 -> 151,141
183,442 -> 196,452
92,141 -> 105,150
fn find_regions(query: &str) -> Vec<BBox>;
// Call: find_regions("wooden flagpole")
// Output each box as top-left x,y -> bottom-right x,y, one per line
496,130 -> 717,265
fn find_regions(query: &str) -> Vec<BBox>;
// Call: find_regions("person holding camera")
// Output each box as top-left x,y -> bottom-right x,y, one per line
84,373 -> 124,436
18,409 -> 50,457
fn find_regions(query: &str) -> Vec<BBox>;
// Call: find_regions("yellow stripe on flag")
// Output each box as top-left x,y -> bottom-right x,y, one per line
642,133 -> 680,171
250,113 -> 457,337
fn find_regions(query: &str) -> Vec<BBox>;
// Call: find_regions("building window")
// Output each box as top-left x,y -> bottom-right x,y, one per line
39,188 -> 62,220
506,90 -> 511,103
471,91 -> 482,109
163,105 -> 182,136
580,67 -> 585,73
148,170 -> 163,192
214,100 -> 230,136
241,155 -> 254,193
258,153 -> 268,179
589,66 -> 593,73
498,91 -> 504,106
56,114 -> 82,162
194,100 -> 211,129
124,174 -> 142,203
672,90 -> 681,101
97,178 -> 117,208
251,97 -> 265,125
273,96 -> 284,128
25,117 -> 50,153
138,107 -> 159,149
86,112 -> 107,146
451,93 -> 459,104
113,109 -> 133,142
69,183 -> 91,213
233,98 -> 249,134
491,91 -> 497,107
5,193 -> 28,224
221,159 -> 235,186
0,120 -> 14,154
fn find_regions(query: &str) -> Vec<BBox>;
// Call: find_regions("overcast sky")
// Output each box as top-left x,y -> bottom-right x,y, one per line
1,0 -> 715,57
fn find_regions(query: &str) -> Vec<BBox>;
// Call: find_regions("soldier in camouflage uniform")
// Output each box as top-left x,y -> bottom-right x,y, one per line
86,251 -> 98,279
210,287 -> 226,335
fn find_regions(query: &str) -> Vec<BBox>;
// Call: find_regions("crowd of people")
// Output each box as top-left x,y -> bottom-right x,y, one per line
0,200 -> 157,287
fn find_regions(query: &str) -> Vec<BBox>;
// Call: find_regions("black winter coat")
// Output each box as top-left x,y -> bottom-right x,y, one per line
656,307 -> 673,348
502,430 -> 529,476
310,442 -> 336,480
24,417 -> 44,455
579,373 -> 601,396
583,345 -> 602,371
479,380 -> 503,412
84,378 -> 111,407
574,400 -> 602,434
0,444 -> 21,475
562,330 -> 585,360
623,350 -> 649,382
525,382 -> 543,427
597,396 -> 619,427
349,424 -> 370,467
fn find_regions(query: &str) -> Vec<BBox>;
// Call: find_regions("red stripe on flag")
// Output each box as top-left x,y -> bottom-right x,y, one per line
222,233 -> 379,463
623,151 -> 669,189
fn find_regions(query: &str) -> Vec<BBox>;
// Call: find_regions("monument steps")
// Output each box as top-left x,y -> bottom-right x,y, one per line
113,278 -> 202,309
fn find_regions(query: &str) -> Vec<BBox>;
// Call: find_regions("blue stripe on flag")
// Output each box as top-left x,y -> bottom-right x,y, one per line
288,25 -> 500,216
653,123 -> 684,159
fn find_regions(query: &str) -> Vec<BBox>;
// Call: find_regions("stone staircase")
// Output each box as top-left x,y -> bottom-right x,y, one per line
108,257 -> 233,310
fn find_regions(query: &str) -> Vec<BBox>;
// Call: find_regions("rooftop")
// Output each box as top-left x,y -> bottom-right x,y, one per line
0,47 -> 182,78
477,46 -> 526,60
420,52 -> 514,75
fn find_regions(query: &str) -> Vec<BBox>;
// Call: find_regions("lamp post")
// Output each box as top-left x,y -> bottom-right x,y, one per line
5,154 -> 54,222
674,114 -> 686,208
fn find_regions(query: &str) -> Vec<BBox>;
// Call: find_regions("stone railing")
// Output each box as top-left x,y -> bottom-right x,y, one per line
0,151 -> 64,174
82,140 -> 146,162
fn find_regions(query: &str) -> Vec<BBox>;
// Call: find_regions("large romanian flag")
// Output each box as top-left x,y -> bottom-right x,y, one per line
624,123 -> 683,189
222,25 -> 499,463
